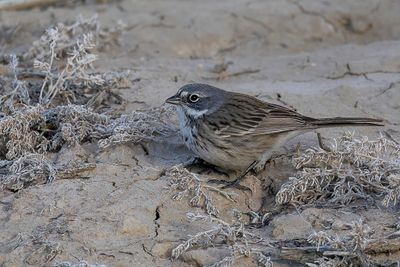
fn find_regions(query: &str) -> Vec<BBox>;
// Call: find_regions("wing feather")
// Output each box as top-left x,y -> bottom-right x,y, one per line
205,93 -> 311,137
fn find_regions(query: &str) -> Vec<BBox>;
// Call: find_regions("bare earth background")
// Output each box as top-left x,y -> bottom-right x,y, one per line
1,0 -> 400,266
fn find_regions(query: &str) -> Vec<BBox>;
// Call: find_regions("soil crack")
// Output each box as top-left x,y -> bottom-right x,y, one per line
153,205 -> 161,238
291,1 -> 337,33
326,63 -> 400,80
142,243 -> 156,260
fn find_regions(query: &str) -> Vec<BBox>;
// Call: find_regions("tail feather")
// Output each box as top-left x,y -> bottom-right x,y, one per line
310,117 -> 384,128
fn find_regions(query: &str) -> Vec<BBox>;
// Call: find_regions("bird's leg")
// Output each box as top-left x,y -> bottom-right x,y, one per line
207,163 -> 254,192
220,161 -> 258,192
219,149 -> 288,191
212,149 -> 289,192
183,157 -> 204,168
254,149 -> 288,173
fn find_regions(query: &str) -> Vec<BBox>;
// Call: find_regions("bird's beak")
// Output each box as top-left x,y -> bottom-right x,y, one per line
165,94 -> 181,105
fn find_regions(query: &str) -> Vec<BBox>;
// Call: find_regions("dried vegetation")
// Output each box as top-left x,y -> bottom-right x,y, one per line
276,133 -> 400,207
0,15 -> 176,191
171,212 -> 272,267
165,133 -> 400,266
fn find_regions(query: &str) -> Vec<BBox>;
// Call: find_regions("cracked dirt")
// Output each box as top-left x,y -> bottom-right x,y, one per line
1,0 -> 400,266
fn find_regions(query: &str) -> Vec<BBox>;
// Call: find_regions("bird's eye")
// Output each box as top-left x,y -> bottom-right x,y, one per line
188,94 -> 200,103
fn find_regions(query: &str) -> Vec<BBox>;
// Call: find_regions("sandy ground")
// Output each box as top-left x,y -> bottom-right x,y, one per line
1,0 -> 400,266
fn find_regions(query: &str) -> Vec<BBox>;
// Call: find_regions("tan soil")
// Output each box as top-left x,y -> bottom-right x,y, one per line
1,1 -> 400,266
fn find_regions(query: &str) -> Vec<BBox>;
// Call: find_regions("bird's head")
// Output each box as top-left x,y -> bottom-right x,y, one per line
166,83 -> 226,118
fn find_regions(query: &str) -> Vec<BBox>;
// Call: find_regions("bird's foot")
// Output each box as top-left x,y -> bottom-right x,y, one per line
255,150 -> 289,172
221,161 -> 258,192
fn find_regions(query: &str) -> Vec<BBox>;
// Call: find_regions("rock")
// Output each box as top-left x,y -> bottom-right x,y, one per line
271,214 -> 313,240
181,248 -> 232,267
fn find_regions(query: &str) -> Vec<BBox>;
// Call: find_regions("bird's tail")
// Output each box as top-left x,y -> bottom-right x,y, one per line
310,117 -> 384,128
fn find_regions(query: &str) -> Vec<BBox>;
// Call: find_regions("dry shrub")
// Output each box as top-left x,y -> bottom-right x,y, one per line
53,261 -> 107,267
0,153 -> 56,191
163,165 -> 236,216
0,103 -> 175,190
0,54 -> 31,113
310,257 -> 354,267
1,15 -> 128,111
276,133 -> 400,207
168,133 -> 400,266
31,24 -> 128,107
34,30 -> 103,105
2,217 -> 70,266
172,212 -> 272,267
25,240 -> 61,266
24,14 -> 126,61
98,106 -> 178,148
0,14 -> 132,190
0,105 -> 108,160
275,133 -> 400,265
0,153 -> 97,191
306,219 -> 373,266
0,106 -> 47,159
164,166 -> 272,266
45,105 -> 109,147
0,104 -> 107,190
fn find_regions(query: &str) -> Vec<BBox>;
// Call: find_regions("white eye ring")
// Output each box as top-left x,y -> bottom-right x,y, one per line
188,94 -> 200,103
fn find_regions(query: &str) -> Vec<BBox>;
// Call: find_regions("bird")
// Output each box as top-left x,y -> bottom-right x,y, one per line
165,83 -> 384,188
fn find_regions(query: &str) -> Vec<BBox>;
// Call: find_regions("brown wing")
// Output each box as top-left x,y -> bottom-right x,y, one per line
204,92 -> 312,137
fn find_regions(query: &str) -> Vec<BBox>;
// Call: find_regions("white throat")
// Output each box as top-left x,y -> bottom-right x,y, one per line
181,106 -> 208,119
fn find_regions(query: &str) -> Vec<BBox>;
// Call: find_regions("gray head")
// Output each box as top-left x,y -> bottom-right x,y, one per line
166,83 -> 227,117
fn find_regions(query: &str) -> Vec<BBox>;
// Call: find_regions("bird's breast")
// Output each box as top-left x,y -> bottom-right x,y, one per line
177,107 -> 199,149
176,107 -> 258,171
